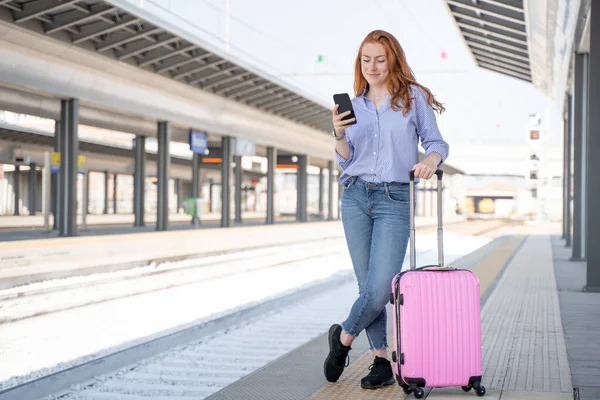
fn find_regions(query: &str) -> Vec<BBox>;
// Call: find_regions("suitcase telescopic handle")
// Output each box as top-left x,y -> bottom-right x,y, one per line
408,169 -> 444,270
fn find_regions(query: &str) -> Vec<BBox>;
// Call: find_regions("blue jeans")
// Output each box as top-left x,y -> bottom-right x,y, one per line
340,176 -> 411,351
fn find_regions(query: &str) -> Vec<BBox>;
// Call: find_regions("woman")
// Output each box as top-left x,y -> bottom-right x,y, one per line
324,29 -> 449,389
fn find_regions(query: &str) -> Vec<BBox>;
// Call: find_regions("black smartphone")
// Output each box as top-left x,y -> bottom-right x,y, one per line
333,93 -> 357,125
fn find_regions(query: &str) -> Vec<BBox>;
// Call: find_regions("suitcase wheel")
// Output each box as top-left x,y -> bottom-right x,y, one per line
464,383 -> 486,397
414,388 -> 425,398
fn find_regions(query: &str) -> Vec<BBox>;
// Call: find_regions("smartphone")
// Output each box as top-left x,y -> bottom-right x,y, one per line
333,93 -> 357,125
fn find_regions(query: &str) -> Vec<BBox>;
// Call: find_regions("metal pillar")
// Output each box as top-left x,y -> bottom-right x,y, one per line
573,53 -> 588,261
175,178 -> 181,213
52,121 -> 61,230
327,161 -> 334,221
13,165 -> 19,215
297,155 -> 308,222
566,93 -> 573,247
266,147 -> 276,224
81,172 -> 88,231
318,168 -> 324,218
586,2 -> 600,291
28,162 -> 36,215
563,111 -> 569,239
42,152 -> 51,231
113,174 -> 118,214
234,155 -> 242,223
192,152 -> 201,225
59,99 -> 79,237
103,171 -> 109,214
157,122 -> 170,231
133,135 -> 146,227
221,136 -> 232,227
192,153 -> 200,198
209,179 -> 214,213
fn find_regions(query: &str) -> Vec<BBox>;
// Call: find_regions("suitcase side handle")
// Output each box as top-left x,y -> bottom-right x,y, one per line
408,169 -> 444,270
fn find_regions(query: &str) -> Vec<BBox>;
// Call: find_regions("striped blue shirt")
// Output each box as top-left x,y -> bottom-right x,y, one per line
335,86 -> 449,184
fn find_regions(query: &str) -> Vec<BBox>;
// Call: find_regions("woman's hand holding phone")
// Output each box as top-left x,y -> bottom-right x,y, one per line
332,104 -> 356,137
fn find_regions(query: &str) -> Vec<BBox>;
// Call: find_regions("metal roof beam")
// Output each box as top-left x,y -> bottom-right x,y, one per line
71,15 -> 140,44
457,22 -> 527,45
201,71 -> 253,90
452,12 -> 526,36
475,55 -> 530,75
172,59 -> 226,80
447,0 -> 525,26
471,48 -> 530,69
138,44 -> 196,67
155,52 -> 212,73
467,40 -> 529,62
462,31 -> 528,54
236,86 -> 280,102
117,35 -> 180,60
254,92 -> 295,109
45,5 -> 116,34
479,62 -> 531,81
228,82 -> 272,99
13,0 -> 79,24
214,77 -> 261,95
474,0 -> 524,14
96,26 -> 162,53
188,65 -> 239,85
266,98 -> 310,114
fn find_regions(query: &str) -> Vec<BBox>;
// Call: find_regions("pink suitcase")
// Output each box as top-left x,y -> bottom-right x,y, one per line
390,170 -> 486,398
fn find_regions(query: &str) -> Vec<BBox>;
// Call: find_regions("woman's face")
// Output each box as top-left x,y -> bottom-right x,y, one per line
361,42 -> 389,87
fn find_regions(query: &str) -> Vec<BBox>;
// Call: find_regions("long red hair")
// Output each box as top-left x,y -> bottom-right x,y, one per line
354,30 -> 445,115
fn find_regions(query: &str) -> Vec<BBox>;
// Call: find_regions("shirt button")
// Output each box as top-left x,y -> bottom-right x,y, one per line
373,152 -> 376,155
375,134 -> 377,137
371,169 -> 374,171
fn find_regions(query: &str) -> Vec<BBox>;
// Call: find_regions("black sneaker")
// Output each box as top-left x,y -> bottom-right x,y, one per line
361,356 -> 395,389
323,324 -> 351,382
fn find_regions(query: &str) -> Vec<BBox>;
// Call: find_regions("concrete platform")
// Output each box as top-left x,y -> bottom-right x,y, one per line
552,235 -> 600,400
206,223 -> 583,400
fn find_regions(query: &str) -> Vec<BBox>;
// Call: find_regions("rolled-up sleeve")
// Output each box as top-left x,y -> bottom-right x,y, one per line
415,87 -> 449,165
334,134 -> 354,170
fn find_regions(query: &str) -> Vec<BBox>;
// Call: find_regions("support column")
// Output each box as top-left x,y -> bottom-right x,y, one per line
13,165 -> 19,216
209,179 -> 215,213
103,171 -> 109,214
192,152 -> 200,225
586,2 -> 600,291
175,178 -> 181,213
234,155 -> 242,223
573,53 -> 588,261
81,172 -> 88,231
563,110 -> 569,239
221,136 -> 232,227
566,93 -> 573,247
192,153 -> 200,198
157,122 -> 170,231
59,99 -> 79,237
327,161 -> 334,221
52,121 -> 61,230
113,174 -> 118,214
318,168 -> 324,218
29,162 -> 36,215
266,147 -> 276,225
297,155 -> 308,222
133,135 -> 146,227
